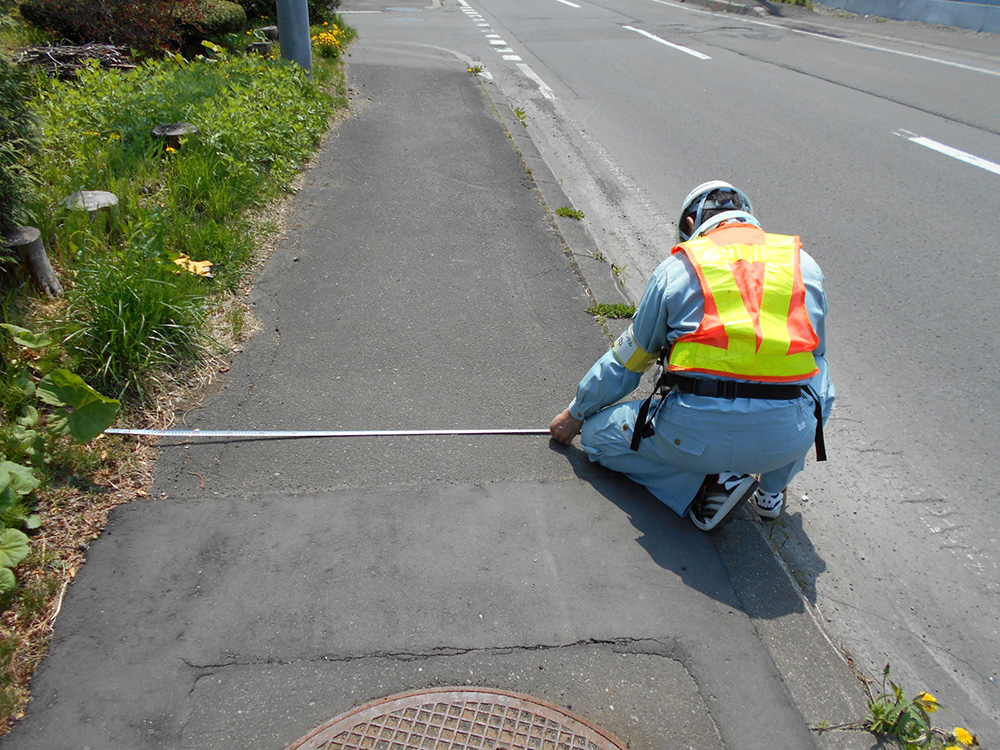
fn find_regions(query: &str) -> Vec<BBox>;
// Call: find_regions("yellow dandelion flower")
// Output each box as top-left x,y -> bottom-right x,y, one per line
165,146 -> 177,154
954,727 -> 974,745
917,692 -> 939,712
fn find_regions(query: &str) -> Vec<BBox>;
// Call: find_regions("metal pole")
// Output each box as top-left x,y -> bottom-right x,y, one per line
106,428 -> 551,440
275,0 -> 313,75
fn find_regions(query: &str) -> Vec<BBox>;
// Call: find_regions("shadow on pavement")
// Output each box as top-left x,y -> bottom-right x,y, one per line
549,441 -> 812,619
758,510 -> 828,606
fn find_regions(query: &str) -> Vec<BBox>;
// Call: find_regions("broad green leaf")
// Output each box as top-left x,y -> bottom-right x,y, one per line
36,370 -> 120,442
16,367 -> 35,397
0,461 -> 41,498
53,399 -> 121,443
0,528 -> 30,568
25,515 -> 42,530
0,566 -> 15,595
0,466 -> 11,508
17,405 -> 40,428
0,323 -> 53,349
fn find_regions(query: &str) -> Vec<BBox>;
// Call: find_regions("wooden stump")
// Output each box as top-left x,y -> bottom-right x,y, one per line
62,190 -> 120,239
260,25 -> 279,41
62,190 -> 118,215
152,122 -> 199,149
2,226 -> 63,297
248,41 -> 273,56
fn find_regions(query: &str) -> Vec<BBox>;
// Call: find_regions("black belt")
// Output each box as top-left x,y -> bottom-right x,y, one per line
664,373 -> 802,400
630,372 -> 826,461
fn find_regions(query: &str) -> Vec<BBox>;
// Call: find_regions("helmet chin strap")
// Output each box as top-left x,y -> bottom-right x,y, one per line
690,210 -> 760,240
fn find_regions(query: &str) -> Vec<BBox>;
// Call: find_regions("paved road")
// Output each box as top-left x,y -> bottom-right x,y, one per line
438,0 -> 1000,740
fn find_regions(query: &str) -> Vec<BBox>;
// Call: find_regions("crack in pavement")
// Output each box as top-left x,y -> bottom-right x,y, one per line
180,637 -> 685,673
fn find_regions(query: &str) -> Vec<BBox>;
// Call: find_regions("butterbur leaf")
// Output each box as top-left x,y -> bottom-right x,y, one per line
0,467 -> 12,508
64,399 -> 120,443
17,405 -> 40,428
25,515 -> 41,530
0,323 -> 53,349
0,566 -> 15,595
36,370 -> 120,442
16,367 -> 35,397
0,528 -> 30,568
0,461 -> 40,499
36,368 -> 90,407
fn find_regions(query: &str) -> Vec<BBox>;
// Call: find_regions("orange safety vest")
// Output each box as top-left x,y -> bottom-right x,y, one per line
668,223 -> 820,383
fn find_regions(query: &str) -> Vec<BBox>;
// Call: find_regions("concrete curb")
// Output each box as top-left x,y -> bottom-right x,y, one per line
475,75 -> 635,312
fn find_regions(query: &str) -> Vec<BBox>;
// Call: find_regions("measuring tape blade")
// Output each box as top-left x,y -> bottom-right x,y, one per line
106,427 -> 552,439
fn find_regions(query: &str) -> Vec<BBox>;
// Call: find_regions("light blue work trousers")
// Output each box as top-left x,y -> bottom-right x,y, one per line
580,393 -> 817,517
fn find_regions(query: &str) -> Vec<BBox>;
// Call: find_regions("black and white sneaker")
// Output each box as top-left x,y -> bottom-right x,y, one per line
688,473 -> 759,532
753,488 -> 785,520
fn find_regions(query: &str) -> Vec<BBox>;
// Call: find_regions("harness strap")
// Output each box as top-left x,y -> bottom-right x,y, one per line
629,370 -> 827,461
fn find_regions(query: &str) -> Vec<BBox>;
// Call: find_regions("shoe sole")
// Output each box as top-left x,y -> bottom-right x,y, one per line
689,476 -> 759,532
754,502 -> 783,520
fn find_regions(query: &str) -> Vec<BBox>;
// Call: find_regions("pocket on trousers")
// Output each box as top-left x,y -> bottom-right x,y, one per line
655,431 -> 708,457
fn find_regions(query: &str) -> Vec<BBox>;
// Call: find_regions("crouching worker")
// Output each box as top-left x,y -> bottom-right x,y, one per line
550,181 -> 834,531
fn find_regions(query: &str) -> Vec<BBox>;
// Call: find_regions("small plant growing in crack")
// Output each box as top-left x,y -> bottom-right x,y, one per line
513,106 -> 528,127
586,303 -> 636,319
813,664 -> 981,749
556,206 -> 584,220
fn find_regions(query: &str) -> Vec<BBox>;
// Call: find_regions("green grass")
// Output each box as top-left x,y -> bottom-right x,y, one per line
586,303 -> 636,319
14,45 -> 342,404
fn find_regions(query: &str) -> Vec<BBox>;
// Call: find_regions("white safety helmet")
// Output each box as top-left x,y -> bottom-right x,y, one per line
678,180 -> 759,242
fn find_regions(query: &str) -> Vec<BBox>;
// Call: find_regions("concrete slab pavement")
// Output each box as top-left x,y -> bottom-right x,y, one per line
1,16 -> 873,750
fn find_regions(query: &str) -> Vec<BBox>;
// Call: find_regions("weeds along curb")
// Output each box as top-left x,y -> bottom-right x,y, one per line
471,73 -> 633,333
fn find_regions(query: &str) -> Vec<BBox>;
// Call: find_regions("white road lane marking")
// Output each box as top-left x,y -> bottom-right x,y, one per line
623,25 -> 711,60
644,0 -> 1000,77
556,0 -> 582,7
517,63 -> 558,99
895,130 -> 1000,176
459,1 -> 555,98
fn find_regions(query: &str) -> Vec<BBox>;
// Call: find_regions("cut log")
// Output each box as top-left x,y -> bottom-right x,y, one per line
248,41 -> 273,56
152,122 -> 199,149
3,226 -> 63,297
260,26 -> 279,40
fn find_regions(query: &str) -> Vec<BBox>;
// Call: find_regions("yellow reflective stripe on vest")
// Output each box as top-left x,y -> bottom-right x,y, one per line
669,232 -> 818,382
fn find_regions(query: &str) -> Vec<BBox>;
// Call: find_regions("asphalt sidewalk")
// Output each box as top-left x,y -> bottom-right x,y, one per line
1,36 -> 871,750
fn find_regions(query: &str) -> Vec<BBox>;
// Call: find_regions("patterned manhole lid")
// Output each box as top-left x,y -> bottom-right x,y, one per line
285,687 -> 628,750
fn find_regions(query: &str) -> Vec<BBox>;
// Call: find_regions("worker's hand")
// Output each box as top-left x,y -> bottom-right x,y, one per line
549,408 -> 584,446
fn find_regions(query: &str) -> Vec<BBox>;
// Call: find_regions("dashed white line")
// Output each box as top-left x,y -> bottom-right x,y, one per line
459,1 -> 553,96
556,0 -> 582,7
517,63 -> 557,99
644,0 -> 1000,77
894,130 -> 1000,176
623,25 -> 711,60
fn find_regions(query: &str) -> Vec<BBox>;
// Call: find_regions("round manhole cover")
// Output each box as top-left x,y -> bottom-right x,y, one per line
285,687 -> 628,750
